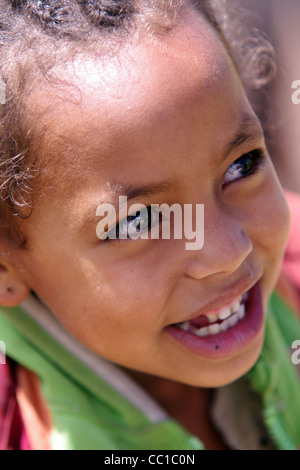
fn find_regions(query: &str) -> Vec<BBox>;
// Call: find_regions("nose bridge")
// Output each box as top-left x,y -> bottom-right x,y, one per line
185,201 -> 253,279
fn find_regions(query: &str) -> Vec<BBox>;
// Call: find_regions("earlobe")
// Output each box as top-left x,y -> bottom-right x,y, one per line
0,263 -> 30,307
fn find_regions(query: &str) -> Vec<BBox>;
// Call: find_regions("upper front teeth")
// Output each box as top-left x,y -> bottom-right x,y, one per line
207,296 -> 242,323
177,293 -> 248,337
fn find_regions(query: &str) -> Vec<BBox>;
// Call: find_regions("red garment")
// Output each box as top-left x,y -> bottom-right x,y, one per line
0,359 -> 30,450
282,190 -> 300,304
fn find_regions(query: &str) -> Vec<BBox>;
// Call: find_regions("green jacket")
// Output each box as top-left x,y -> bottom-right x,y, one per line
0,290 -> 299,450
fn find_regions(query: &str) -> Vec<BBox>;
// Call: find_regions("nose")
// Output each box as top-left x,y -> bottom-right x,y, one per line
184,204 -> 253,280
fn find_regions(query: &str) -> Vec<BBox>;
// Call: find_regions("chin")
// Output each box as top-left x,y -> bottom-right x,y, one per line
171,328 -> 266,389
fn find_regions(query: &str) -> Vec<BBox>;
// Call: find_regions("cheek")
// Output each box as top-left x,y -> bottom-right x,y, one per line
246,171 -> 291,300
67,254 -> 167,344
252,178 -> 290,256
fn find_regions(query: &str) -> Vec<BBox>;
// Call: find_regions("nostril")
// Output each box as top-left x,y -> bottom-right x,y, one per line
184,228 -> 253,280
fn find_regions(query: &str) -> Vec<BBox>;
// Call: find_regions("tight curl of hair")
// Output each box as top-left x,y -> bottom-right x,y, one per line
0,0 -> 277,245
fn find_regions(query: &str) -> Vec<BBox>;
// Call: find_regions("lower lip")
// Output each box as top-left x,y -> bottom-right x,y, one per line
165,281 -> 264,360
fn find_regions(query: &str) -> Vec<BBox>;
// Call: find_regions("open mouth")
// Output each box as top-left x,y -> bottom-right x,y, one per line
173,292 -> 248,337
166,281 -> 264,359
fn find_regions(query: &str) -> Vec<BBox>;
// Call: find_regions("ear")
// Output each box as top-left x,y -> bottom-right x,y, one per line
0,260 -> 30,307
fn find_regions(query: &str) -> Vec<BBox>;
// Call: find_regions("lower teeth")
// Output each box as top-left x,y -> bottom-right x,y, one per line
178,303 -> 246,337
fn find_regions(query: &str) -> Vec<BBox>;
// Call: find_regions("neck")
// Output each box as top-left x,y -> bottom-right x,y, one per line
124,369 -> 227,450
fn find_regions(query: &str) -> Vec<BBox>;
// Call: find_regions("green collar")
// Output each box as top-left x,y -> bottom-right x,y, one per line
0,291 -> 299,450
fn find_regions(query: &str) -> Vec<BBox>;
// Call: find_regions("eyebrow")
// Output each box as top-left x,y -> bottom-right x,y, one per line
105,180 -> 180,209
79,113 -> 264,235
114,181 -> 179,205
221,112 -> 264,162
78,180 -> 179,234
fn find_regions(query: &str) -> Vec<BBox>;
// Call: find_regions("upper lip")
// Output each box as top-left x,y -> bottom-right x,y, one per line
175,272 -> 262,325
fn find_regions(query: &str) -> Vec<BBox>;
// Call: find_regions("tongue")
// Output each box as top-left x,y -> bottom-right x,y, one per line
189,315 -> 210,328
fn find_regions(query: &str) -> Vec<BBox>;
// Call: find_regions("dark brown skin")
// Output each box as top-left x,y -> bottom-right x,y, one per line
0,5 -> 290,446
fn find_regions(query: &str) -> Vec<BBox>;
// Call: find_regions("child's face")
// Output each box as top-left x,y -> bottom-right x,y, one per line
14,9 -> 290,387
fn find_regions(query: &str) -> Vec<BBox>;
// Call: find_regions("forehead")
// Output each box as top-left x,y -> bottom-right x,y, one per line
27,9 -> 249,200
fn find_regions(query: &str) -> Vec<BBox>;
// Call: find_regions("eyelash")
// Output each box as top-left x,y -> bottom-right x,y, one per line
222,149 -> 265,187
101,150 -> 265,244
102,207 -> 160,244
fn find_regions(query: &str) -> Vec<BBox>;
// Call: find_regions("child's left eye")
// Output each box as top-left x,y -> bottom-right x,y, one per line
223,149 -> 265,187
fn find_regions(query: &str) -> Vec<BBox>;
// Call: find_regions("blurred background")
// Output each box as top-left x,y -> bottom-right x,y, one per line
240,0 -> 300,194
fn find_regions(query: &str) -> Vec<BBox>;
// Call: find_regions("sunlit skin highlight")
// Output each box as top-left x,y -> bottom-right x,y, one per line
2,6 -> 291,447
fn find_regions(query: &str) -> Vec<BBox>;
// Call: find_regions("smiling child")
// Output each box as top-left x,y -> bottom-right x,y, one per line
0,0 -> 299,450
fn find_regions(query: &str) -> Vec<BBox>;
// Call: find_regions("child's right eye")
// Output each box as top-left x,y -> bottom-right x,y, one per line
222,149 -> 265,187
103,206 -> 161,243
118,208 -> 152,239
